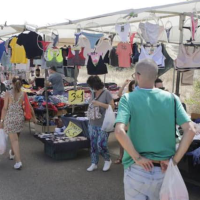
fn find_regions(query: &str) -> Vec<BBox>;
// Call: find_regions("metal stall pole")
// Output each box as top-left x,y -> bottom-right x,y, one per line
72,66 -> 78,113
43,35 -> 50,133
175,14 -> 185,97
172,65 -> 176,93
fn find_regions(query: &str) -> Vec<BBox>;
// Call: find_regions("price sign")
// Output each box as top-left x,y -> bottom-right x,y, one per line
64,121 -> 82,138
68,90 -> 84,105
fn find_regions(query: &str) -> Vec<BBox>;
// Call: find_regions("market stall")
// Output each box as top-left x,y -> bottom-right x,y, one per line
1,0 -> 200,183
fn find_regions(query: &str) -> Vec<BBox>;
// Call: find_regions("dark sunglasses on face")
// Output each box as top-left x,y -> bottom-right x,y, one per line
159,87 -> 165,90
132,72 -> 141,79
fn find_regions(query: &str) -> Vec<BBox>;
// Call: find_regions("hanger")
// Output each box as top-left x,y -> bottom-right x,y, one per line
116,17 -> 128,26
184,40 -> 200,47
76,24 -> 82,33
165,20 -> 173,29
141,13 -> 159,24
144,42 -> 160,48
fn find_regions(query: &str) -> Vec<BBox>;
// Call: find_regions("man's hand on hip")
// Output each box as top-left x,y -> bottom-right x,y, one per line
160,160 -> 170,173
135,156 -> 154,171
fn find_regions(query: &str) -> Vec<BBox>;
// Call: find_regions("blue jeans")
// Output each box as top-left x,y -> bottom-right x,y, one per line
124,164 -> 165,200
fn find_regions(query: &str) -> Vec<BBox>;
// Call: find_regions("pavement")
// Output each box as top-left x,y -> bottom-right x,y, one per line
0,125 -> 200,200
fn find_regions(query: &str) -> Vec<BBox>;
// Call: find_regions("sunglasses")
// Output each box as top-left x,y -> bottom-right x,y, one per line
131,72 -> 141,79
159,87 -> 165,90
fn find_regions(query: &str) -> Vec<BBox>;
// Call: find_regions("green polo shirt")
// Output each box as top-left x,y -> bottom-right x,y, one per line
115,88 -> 190,169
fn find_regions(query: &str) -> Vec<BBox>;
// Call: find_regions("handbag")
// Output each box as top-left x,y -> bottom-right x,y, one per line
87,90 -> 105,120
23,93 -> 32,121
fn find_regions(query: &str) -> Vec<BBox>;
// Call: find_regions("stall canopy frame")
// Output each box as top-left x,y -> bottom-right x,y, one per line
0,0 -> 200,95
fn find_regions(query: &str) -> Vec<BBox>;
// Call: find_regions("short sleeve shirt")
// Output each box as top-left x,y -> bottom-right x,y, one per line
89,89 -> 113,127
115,88 -> 191,169
116,42 -> 132,68
48,73 -> 64,94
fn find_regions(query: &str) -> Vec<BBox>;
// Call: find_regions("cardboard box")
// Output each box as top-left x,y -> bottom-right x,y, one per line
34,124 -> 56,133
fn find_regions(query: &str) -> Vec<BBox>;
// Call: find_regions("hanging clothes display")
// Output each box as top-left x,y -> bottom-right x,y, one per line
87,55 -> 108,75
95,39 -> 112,59
108,34 -> 116,45
0,41 -> 6,60
115,23 -> 130,42
158,44 -> 174,77
116,42 -> 132,68
109,47 -> 119,67
67,47 -> 85,66
46,48 -> 63,67
60,46 -> 69,66
191,14 -> 198,41
64,66 -> 75,78
4,39 -> 10,51
181,70 -> 194,86
139,22 -> 164,44
78,37 -> 92,65
176,44 -> 200,70
0,51 -> 12,71
33,58 -> 43,66
51,33 -> 59,47
82,32 -> 104,49
75,32 -> 82,45
39,41 -> 51,52
16,60 -> 30,71
165,27 -> 172,42
103,51 -> 110,64
130,33 -> 136,48
131,43 -> 140,64
139,45 -> 165,68
10,37 -> 28,64
17,31 -> 43,59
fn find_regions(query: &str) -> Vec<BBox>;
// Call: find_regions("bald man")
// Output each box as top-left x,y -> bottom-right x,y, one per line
115,59 -> 195,200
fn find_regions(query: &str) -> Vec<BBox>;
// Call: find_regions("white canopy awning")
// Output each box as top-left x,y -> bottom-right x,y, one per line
1,0 -> 200,43
36,0 -> 200,44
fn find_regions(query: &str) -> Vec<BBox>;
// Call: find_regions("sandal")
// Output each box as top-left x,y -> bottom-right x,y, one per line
114,158 -> 122,164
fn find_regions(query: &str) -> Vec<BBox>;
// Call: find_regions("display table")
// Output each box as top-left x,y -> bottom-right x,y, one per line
61,116 -> 89,138
34,117 -> 90,160
35,134 -> 90,160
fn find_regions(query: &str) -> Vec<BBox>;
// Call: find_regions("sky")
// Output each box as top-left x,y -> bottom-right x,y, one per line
0,0 -> 183,26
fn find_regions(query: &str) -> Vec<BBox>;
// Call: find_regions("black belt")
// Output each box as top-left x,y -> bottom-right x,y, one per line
153,162 -> 161,167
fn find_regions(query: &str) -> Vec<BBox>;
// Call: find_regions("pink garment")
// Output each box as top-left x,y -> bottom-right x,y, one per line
130,33 -> 136,48
176,44 -> 200,69
116,42 -> 132,68
88,52 -> 103,64
191,14 -> 198,41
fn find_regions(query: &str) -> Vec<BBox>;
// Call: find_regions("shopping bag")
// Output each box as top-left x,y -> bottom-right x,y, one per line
0,129 -> 8,155
23,93 -> 32,121
101,105 -> 115,132
160,159 -> 189,200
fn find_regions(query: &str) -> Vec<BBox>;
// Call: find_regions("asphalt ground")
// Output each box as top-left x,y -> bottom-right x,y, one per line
0,125 -> 200,200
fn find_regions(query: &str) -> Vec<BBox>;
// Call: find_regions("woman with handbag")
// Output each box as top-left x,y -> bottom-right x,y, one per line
0,77 -> 37,170
86,76 -> 115,172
